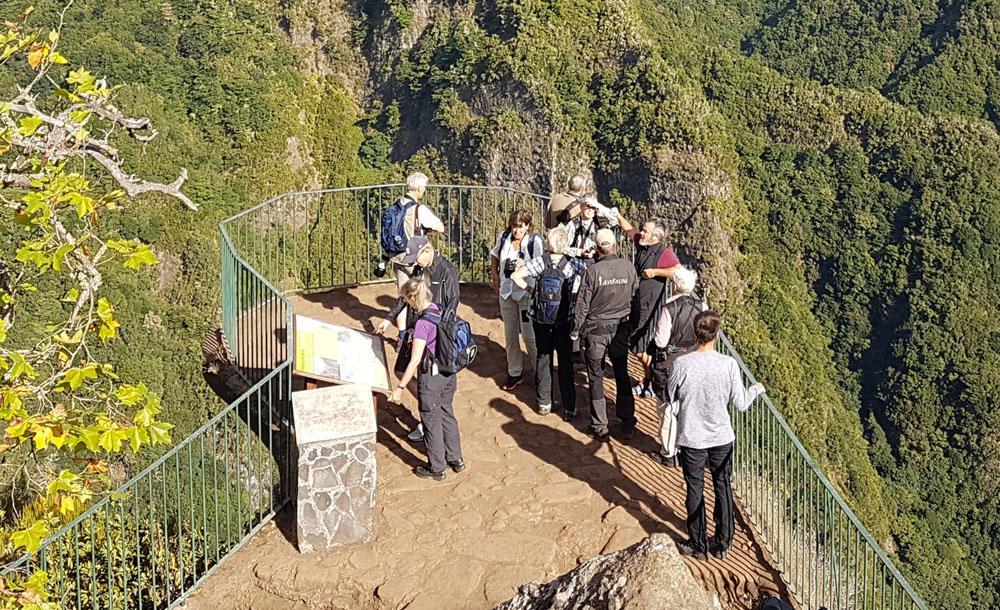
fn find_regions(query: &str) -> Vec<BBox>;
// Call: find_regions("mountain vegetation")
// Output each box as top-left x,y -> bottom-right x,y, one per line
1,0 -> 997,608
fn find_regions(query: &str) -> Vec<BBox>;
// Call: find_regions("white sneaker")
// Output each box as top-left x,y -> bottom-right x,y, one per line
538,403 -> 552,415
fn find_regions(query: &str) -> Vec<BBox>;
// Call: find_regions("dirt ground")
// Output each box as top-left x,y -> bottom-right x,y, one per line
184,283 -> 787,610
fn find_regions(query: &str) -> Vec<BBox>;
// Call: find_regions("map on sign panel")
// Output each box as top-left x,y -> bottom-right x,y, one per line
293,315 -> 390,391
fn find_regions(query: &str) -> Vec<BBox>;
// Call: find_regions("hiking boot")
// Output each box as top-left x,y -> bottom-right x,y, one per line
588,428 -> 610,442
448,460 -> 466,473
414,464 -> 445,481
649,451 -> 679,468
502,374 -> 524,390
621,426 -> 636,441
710,539 -> 731,560
538,403 -> 552,415
561,409 -> 577,422
676,540 -> 707,561
406,423 -> 425,443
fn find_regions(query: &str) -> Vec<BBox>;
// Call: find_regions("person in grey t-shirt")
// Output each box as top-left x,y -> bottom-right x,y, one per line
666,309 -> 765,561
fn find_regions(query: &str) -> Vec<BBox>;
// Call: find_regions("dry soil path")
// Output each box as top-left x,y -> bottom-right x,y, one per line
185,284 -> 787,610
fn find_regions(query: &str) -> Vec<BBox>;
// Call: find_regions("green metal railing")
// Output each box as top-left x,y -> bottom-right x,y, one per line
719,335 -> 926,609
1,183 -> 926,610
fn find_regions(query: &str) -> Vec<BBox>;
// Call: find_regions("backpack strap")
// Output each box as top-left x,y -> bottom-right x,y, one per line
542,251 -> 553,269
397,195 -> 422,237
418,309 -> 442,326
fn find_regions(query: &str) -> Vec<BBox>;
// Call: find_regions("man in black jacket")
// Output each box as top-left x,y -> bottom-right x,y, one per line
375,236 -> 460,441
571,229 -> 639,441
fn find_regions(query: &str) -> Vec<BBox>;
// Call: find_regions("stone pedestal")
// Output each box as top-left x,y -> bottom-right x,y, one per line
292,383 -> 377,553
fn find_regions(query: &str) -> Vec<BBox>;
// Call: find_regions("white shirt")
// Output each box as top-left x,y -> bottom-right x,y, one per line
491,231 -> 544,300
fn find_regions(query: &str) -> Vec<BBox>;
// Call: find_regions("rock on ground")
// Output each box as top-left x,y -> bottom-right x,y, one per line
496,534 -> 720,610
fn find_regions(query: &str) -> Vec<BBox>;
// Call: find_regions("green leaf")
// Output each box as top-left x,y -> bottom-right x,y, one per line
96,298 -> 114,322
148,421 -> 173,446
51,243 -> 73,271
17,115 -> 43,137
15,245 -> 50,270
59,365 -> 97,391
105,239 -> 132,253
124,245 -> 158,270
98,319 -> 119,341
8,352 -> 36,380
62,287 -> 79,302
98,428 -> 127,453
67,192 -> 94,218
67,67 -> 93,88
46,470 -> 79,496
116,383 -> 147,406
78,428 -> 100,452
12,520 -> 48,554
32,425 -> 52,450
127,426 -> 149,453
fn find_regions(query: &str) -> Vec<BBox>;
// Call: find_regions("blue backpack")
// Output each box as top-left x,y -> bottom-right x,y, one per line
531,253 -> 572,326
380,196 -> 420,255
419,308 -> 476,375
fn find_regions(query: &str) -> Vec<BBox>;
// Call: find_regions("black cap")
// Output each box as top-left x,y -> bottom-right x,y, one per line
399,236 -> 431,265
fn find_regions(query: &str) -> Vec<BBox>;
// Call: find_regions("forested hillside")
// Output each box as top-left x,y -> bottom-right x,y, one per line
745,0 -> 1000,127
1,0 -> 998,608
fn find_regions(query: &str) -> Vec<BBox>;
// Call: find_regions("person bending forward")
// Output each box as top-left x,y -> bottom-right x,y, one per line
389,279 -> 465,481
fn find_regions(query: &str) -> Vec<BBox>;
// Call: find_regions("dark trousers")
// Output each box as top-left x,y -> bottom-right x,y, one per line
680,442 -> 735,554
418,372 -> 462,473
534,321 -> 576,411
583,320 -> 635,434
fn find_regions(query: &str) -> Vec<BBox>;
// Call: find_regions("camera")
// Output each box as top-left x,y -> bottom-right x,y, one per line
373,254 -> 389,278
503,259 -> 518,278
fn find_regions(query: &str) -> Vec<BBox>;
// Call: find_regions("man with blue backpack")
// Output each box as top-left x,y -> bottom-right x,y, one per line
511,225 -> 586,418
376,172 -> 445,329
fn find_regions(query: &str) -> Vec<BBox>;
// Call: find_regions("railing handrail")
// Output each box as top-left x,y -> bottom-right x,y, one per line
219,183 -> 551,225
0,363 -> 291,576
719,333 -> 928,608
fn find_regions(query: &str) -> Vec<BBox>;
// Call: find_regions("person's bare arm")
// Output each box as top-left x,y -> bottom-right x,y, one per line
617,212 -> 636,238
642,265 -> 679,280
390,338 -> 426,403
490,255 -> 501,293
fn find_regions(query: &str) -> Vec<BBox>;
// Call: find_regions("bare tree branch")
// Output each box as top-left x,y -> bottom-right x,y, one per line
0,172 -> 34,189
85,150 -> 197,210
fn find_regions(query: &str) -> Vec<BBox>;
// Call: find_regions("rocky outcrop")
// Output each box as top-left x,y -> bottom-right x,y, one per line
496,534 -> 720,610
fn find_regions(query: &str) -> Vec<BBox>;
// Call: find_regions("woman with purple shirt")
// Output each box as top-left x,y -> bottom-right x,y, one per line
389,278 -> 465,481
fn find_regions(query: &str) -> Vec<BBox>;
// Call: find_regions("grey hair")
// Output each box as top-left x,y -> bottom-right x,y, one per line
672,266 -> 697,293
568,174 -> 587,194
406,172 -> 429,191
645,218 -> 668,242
546,225 -> 569,254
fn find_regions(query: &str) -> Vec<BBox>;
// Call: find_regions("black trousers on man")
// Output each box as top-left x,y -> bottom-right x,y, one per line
583,320 -> 635,435
534,321 -> 576,412
680,442 -> 735,554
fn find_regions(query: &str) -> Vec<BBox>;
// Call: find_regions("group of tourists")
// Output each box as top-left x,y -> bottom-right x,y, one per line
373,172 -> 766,562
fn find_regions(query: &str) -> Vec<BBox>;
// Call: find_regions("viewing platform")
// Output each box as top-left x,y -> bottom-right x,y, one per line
0,184 -> 926,610
186,282 -> 788,609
